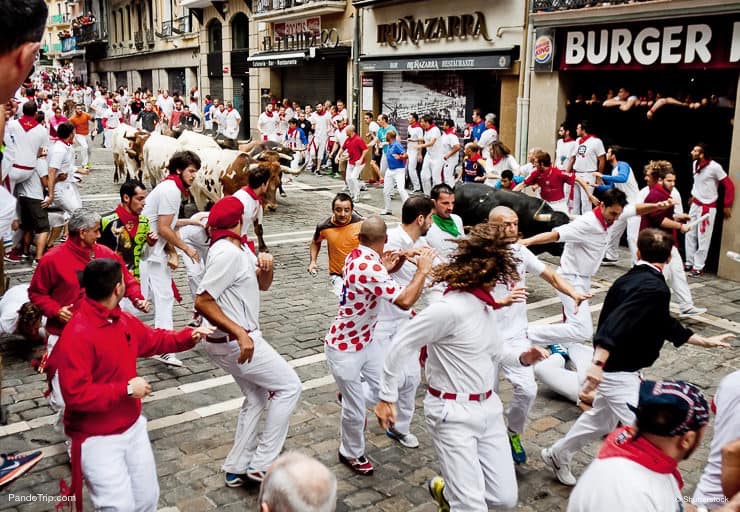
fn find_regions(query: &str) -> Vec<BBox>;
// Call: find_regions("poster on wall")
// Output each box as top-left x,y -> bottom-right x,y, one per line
381,72 -> 467,143
274,17 -> 321,41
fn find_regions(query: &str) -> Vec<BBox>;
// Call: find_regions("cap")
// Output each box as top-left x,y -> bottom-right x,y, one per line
628,380 -> 710,437
207,196 -> 243,230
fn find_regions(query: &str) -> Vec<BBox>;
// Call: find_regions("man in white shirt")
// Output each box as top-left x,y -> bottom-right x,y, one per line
102,102 -> 123,149
5,101 -> 48,194
375,221 -> 548,512
418,115 -> 443,195
257,103 -> 279,142
309,103 -> 332,174
425,184 -> 464,263
222,101 -> 241,149
406,113 -> 424,192
48,122 -> 83,219
141,151 -> 202,367
567,120 -> 606,215
90,91 -> 108,142
555,123 -> 577,171
335,99 -> 348,123
195,196 -> 301,487
440,119 -> 461,186
156,90 -> 175,122
232,165 -> 270,253
684,143 -> 735,276
477,113 -> 498,167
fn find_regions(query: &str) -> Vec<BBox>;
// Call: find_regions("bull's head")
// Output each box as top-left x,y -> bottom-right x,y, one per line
125,131 -> 150,169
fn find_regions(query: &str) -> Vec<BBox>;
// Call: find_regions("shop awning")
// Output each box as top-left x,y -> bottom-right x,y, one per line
358,51 -> 516,72
246,51 -> 307,68
179,0 -> 222,8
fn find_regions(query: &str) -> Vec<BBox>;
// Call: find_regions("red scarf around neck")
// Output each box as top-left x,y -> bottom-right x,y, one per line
264,110 -> 273,117
694,159 -> 711,174
51,137 -> 73,147
444,126 -> 456,135
563,136 -> 574,142
242,185 -> 263,204
19,115 -> 39,132
210,230 -> 256,254
578,134 -> 594,145
410,122 -> 422,129
592,205 -> 609,231
164,174 -> 189,197
598,426 -> 684,489
445,287 -> 501,309
115,205 -> 140,239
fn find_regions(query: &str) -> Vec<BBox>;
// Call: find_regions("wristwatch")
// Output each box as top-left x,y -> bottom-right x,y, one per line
127,383 -> 134,396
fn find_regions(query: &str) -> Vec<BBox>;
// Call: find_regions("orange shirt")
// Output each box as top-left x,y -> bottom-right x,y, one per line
313,213 -> 363,275
68,112 -> 92,135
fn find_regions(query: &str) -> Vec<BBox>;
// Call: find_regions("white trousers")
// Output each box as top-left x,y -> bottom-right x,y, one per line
550,371 -> 640,465
441,159 -> 456,187
407,150 -> 421,191
420,157 -> 443,195
0,187 -> 16,238
203,332 -> 301,473
74,134 -> 91,167
664,245 -> 694,311
572,173 -> 595,215
547,199 -> 569,215
528,273 -> 593,346
309,135 -> 327,167
383,169 -> 409,212
139,259 -> 173,330
493,338 -> 536,434
372,319 -> 419,435
380,152 -> 389,177
47,334 -> 66,425
425,393 -> 518,511
52,182 -> 82,218
346,163 -> 364,201
685,203 -> 717,271
626,216 -> 642,266
534,342 -> 593,404
330,274 -> 344,299
325,341 -> 383,458
82,415 -> 159,512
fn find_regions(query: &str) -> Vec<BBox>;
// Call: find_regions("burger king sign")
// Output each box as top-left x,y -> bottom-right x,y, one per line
534,29 -> 555,72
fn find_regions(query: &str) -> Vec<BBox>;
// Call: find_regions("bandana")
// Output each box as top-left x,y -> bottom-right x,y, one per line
693,159 -> 711,174
115,205 -> 140,239
410,122 -> 422,129
51,137 -> 73,147
264,110 -> 273,117
578,134 -> 594,145
432,214 -> 460,237
444,126 -> 456,134
592,205 -> 608,230
209,229 -> 255,254
445,286 -> 501,309
598,426 -> 684,489
563,136 -> 574,142
242,185 -> 263,205
18,115 -> 39,132
164,174 -> 189,197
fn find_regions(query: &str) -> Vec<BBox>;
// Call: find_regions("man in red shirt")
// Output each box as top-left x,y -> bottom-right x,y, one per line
339,124 -> 369,203
513,151 -> 594,214
46,258 -> 210,511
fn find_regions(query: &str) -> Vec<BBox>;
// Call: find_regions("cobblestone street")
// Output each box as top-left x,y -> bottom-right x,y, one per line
1,145 -> 739,511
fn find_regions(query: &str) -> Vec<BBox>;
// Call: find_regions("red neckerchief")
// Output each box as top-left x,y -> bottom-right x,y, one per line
444,286 -> 501,309
164,174 -> 189,198
694,159 -> 711,174
242,185 -> 263,204
287,126 -> 297,137
264,110 -> 273,117
410,122 -> 422,129
115,205 -> 140,239
427,123 -> 437,131
469,153 -> 481,163
578,134 -> 594,145
492,155 -> 503,166
19,115 -> 39,132
210,230 -> 255,254
227,108 -> 233,113
598,426 -> 684,489
563,136 -> 574,142
592,205 -> 609,231
51,137 -> 73,147
444,126 -> 455,134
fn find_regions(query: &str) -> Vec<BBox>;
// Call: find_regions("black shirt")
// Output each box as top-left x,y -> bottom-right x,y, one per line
594,264 -> 693,373
129,99 -> 144,114
139,110 -> 158,132
179,113 -> 200,130
298,119 -> 313,137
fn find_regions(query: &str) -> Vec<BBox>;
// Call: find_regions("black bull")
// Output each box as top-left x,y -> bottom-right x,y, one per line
453,183 -> 568,255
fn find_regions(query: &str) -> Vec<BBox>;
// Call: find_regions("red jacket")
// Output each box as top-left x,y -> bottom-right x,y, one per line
47,296 -> 195,437
28,238 -> 145,335
523,166 -> 575,202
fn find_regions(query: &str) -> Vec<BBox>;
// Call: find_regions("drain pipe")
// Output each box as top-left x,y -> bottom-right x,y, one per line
515,6 -> 533,164
352,6 -> 361,126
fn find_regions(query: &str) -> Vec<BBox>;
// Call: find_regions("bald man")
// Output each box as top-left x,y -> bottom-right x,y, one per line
488,207 -> 591,464
324,216 -> 434,475
258,452 -> 337,512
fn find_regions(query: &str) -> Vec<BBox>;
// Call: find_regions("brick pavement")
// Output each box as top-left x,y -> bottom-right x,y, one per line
1,145 -> 738,511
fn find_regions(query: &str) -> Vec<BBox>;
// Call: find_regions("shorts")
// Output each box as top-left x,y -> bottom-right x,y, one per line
372,151 -> 382,165
19,197 -> 50,234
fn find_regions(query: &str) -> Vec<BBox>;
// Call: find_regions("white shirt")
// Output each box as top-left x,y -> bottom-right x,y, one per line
214,109 -> 227,132
379,290 -> 522,402
142,179 -> 182,262
367,121 -> 380,144
407,123 -> 423,153
336,108 -> 348,122
104,109 -> 123,130
257,112 -> 279,138
691,160 -> 727,204
157,96 -> 175,118
14,160 -> 48,199
610,162 -> 640,204
693,370 -> 740,508
572,136 -> 606,173
425,214 -> 464,261
556,139 -> 578,170
478,128 -> 498,158
568,457 -> 682,512
232,187 -> 262,237
223,109 -> 241,139
178,213 -> 209,263
325,245 -> 402,353
198,238 -> 260,336
0,284 -> 30,335
91,95 -> 107,119
47,140 -> 76,186
555,205 -> 636,277
5,120 -> 48,171
335,126 -> 349,150
492,244 -> 546,342
310,111 -> 332,139
378,226 -> 425,323
423,126 -> 443,160
485,155 -> 520,187
440,131 -> 460,160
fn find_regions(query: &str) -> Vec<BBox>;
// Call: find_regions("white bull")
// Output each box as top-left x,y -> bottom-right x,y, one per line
111,124 -> 147,183
142,133 -> 181,188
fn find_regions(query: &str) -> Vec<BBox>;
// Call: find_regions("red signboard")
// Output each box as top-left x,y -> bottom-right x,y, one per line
558,15 -> 740,71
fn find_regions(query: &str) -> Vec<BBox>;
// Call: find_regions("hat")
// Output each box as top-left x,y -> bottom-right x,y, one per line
628,380 -> 710,436
207,196 -> 243,230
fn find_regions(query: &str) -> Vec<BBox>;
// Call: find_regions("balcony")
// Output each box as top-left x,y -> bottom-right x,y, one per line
253,0 -> 347,22
49,14 -> 69,26
531,0 -> 657,11
61,36 -> 77,52
145,28 -> 155,46
73,22 -> 106,45
159,16 -> 192,37
134,31 -> 144,49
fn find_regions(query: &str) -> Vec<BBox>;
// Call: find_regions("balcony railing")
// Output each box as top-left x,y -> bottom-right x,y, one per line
134,30 -> 144,50
73,22 -> 106,45
49,14 -> 68,25
254,0 -> 346,18
161,16 -> 192,37
145,28 -> 155,46
61,36 -> 77,52
531,0 -> 657,12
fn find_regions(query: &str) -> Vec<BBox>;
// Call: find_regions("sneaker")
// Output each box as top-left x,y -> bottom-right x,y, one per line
31,259 -> 39,268
541,447 -> 576,486
386,428 -> 420,448
679,306 -> 707,318
246,467 -> 265,483
224,472 -> 247,487
338,451 -> 374,476
151,353 -> 183,367
508,430 -> 527,464
548,343 -> 570,361
428,476 -> 450,512
689,268 -> 704,277
684,264 -> 693,272
360,184 -> 368,191
4,249 -> 22,263
379,209 -> 393,216
0,451 -> 44,487
601,257 -> 618,266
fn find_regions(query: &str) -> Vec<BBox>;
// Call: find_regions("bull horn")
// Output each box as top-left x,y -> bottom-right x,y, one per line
533,213 -> 553,222
282,162 -> 306,175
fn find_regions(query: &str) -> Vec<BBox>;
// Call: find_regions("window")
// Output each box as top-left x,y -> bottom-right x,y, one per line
208,20 -> 222,53
231,13 -> 249,50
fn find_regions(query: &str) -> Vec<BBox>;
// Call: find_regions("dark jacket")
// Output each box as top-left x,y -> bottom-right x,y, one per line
594,264 -> 693,372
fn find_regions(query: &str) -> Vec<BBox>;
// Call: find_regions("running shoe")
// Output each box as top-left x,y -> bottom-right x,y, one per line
508,430 -> 527,464
224,472 -> 247,487
0,451 -> 44,488
428,476 -> 450,512
338,451 -> 374,476
541,447 -> 576,486
151,353 -> 183,367
386,428 -> 420,449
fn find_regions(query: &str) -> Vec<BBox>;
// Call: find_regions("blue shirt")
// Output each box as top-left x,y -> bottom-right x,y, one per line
377,124 -> 397,154
493,176 -> 524,190
386,140 -> 406,170
596,161 -> 632,194
471,121 -> 486,142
